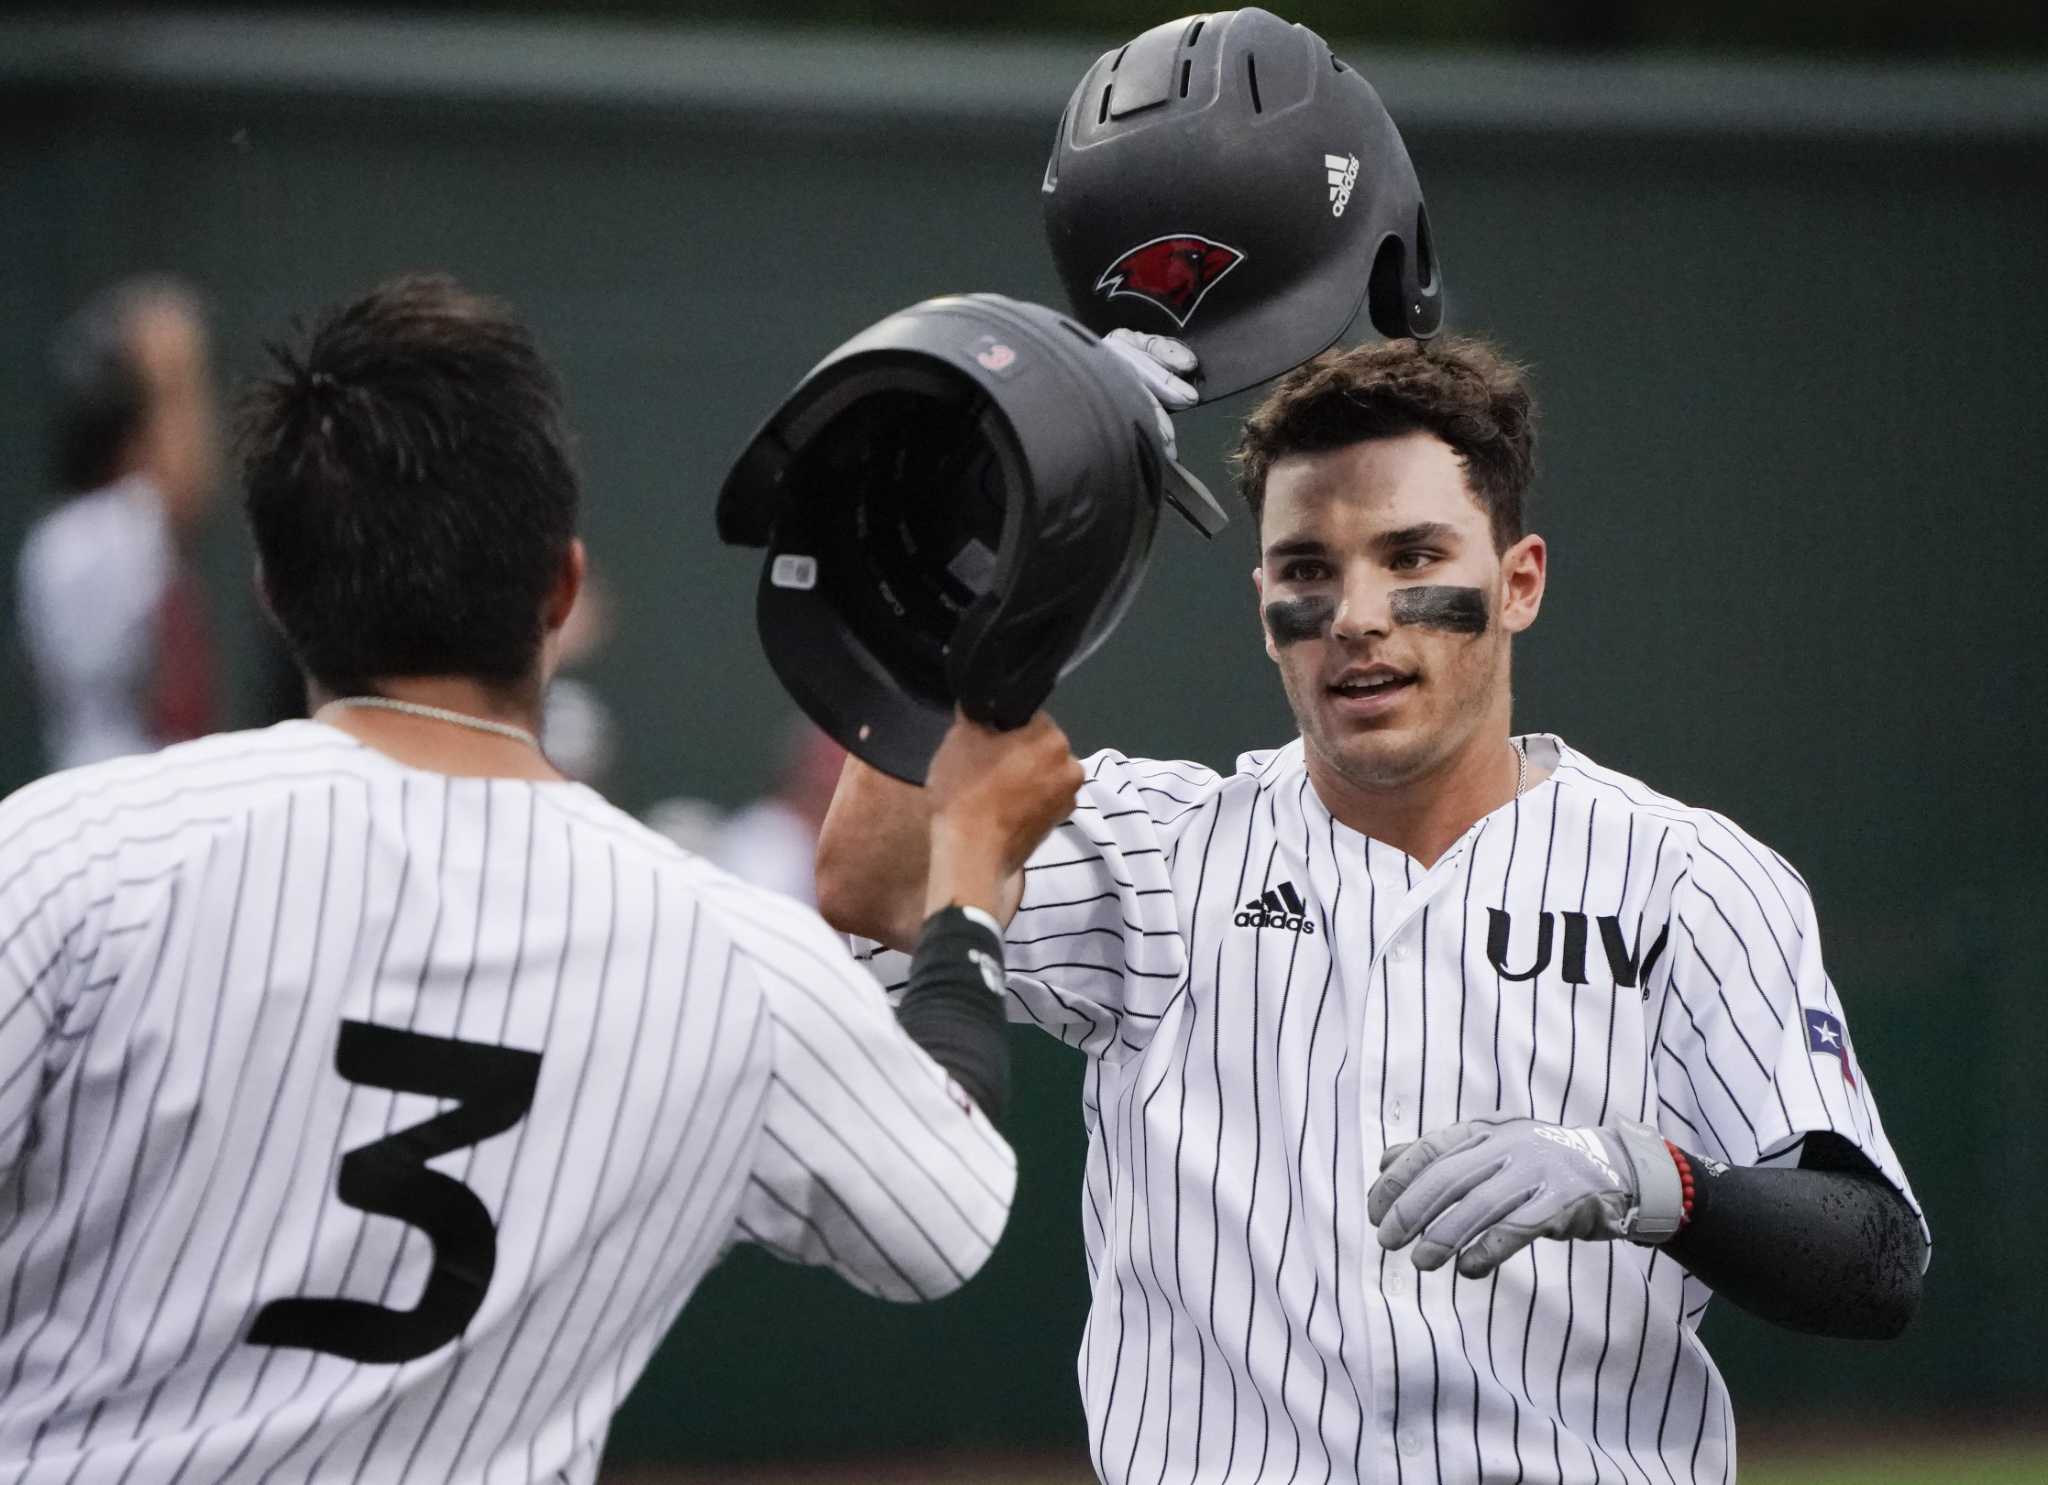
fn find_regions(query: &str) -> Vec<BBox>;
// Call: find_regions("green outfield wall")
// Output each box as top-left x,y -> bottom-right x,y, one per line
2,13 -> 2043,1463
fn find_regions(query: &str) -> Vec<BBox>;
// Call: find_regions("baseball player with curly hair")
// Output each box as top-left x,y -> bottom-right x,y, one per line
819,333 -> 1927,1484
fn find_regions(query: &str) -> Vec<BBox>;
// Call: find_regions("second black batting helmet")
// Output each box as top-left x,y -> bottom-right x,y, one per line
1043,8 -> 1441,402
718,293 -> 1227,784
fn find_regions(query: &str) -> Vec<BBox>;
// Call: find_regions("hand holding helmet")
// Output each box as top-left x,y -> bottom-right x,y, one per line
924,709 -> 1084,919
1101,328 -> 1199,463
1103,329 -> 1200,412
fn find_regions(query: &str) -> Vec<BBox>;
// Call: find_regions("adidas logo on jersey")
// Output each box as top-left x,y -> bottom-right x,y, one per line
1324,153 -> 1359,217
1235,880 -> 1316,933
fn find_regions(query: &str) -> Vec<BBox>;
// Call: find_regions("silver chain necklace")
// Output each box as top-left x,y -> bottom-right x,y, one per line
325,695 -> 541,751
1511,738 -> 1528,799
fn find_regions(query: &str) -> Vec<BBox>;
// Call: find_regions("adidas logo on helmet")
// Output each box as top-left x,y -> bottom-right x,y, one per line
1324,152 -> 1359,217
1234,880 -> 1316,934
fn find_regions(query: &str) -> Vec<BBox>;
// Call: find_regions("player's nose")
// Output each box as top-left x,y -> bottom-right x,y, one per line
1330,572 -> 1393,643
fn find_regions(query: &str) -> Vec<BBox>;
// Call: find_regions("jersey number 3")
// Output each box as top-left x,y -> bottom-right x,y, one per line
247,1020 -> 543,1364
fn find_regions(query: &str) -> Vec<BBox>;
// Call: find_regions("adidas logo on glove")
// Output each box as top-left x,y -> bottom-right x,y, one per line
1235,881 -> 1316,934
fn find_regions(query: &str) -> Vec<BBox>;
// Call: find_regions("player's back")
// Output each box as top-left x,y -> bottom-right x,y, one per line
0,721 -> 1010,1483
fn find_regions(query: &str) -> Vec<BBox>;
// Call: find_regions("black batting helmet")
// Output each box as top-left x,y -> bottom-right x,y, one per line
718,293 -> 1227,784
1043,8 -> 1441,402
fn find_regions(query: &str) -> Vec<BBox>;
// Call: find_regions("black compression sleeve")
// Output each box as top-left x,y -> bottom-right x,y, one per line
893,907 -> 1010,1124
1661,1132 -> 1925,1338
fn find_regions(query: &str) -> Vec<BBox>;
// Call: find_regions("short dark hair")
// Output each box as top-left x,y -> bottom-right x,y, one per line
239,274 -> 580,694
49,276 -> 200,494
1231,336 -> 1537,550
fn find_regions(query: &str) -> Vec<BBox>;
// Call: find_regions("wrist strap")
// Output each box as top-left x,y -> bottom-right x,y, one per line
1612,1118 -> 1686,1244
917,905 -> 1006,996
900,904 -> 1012,1119
950,904 -> 1003,939
1664,1141 -> 1697,1230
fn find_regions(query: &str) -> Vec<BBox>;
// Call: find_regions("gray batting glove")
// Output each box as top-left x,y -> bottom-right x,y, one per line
1103,327 -> 1200,410
1367,1117 -> 1686,1279
1102,328 -> 1199,463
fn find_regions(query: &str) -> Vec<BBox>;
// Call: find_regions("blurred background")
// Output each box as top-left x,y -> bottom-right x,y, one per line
3,4 -> 2044,1482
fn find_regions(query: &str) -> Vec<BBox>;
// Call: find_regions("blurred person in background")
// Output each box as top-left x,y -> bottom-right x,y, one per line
17,276 -> 222,770
712,717 -> 847,905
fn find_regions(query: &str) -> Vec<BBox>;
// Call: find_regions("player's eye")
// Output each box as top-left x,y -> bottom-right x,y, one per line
1279,559 -> 1331,583
1390,549 -> 1437,572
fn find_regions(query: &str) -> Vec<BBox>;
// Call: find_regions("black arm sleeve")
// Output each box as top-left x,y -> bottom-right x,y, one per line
1661,1132 -> 1925,1339
893,907 -> 1010,1124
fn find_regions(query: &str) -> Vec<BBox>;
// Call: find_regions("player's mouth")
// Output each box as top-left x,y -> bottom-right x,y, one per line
1326,663 -> 1416,719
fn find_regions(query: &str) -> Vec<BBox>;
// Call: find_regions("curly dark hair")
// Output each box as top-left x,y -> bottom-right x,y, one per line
1231,336 -> 1537,550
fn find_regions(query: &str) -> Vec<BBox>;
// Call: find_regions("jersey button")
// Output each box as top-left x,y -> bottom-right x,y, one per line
1389,938 -> 1411,964
1398,1427 -> 1424,1458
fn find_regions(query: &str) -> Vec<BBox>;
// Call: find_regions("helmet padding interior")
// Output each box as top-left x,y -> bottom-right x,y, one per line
783,377 -> 1018,708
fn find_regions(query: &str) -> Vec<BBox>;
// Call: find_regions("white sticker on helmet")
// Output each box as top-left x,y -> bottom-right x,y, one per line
771,554 -> 818,591
946,538 -> 999,594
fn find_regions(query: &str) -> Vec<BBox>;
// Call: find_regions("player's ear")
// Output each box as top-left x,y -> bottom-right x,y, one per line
251,557 -> 278,629
534,540 -> 587,687
542,539 -> 586,636
1497,533 -> 1546,636
1252,566 -> 1280,663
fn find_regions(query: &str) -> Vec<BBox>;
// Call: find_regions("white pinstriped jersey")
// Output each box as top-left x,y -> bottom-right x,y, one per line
0,721 -> 1014,1484
865,732 -> 1922,1485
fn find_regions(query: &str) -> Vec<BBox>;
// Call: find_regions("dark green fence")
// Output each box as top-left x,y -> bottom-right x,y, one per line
3,13 -> 2043,1464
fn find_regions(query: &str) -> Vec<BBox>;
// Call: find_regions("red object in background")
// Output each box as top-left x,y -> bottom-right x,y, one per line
148,565 -> 217,744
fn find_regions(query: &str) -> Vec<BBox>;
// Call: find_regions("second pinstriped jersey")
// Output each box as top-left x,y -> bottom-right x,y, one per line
866,732 -> 1921,1485
0,721 -> 1014,1485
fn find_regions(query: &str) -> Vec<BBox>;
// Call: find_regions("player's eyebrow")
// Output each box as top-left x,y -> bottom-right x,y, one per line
1370,521 -> 1459,554
1262,536 -> 1329,562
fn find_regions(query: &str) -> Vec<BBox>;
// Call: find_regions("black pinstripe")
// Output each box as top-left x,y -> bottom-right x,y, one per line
384,832 -> 615,1484
542,897 -> 716,1461
155,790 -> 342,1480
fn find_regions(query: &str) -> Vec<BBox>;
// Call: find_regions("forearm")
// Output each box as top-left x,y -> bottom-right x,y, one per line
819,755 -> 1030,950
816,757 -> 937,950
1662,1140 -> 1925,1338
894,906 -> 1009,1122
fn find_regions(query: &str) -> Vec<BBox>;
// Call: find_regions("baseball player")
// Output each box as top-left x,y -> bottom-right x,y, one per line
819,334 -> 1928,1483
0,273 -> 1081,1483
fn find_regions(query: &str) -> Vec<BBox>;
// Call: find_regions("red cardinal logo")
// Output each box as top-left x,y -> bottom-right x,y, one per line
1094,234 -> 1246,328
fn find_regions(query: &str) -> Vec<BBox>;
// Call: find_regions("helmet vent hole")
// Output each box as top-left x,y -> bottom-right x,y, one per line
1416,205 -> 1436,291
1331,53 -> 1348,73
1111,43 -> 1129,71
1059,319 -> 1097,348
1179,60 -> 1191,98
1186,18 -> 1205,46
1246,54 -> 1262,113
1097,82 -> 1113,124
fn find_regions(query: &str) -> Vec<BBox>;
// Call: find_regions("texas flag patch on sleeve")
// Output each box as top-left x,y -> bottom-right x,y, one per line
1805,1007 -> 1856,1087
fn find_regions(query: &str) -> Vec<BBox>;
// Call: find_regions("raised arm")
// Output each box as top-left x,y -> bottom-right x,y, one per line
728,713 -> 1080,1298
817,752 -> 1029,953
